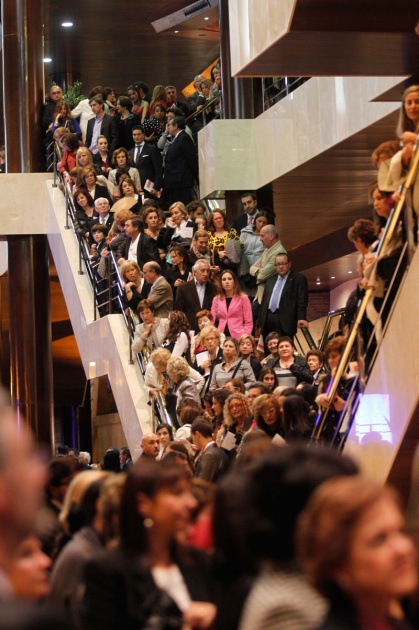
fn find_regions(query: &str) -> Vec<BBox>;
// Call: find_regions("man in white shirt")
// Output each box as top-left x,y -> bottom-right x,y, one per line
93,198 -> 112,227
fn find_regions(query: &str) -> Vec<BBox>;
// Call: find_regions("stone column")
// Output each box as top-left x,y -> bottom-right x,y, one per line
2,0 -> 54,448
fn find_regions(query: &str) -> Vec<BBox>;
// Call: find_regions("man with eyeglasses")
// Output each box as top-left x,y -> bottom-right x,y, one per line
42,85 -> 64,131
258,253 -> 308,341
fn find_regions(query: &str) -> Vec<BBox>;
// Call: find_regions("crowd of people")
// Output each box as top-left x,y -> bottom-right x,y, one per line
45,82 -> 419,454
19,74 -> 417,628
2,397 -> 419,630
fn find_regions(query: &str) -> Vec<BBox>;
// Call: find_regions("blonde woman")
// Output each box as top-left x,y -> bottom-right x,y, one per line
144,348 -> 204,398
159,201 -> 196,251
166,356 -> 202,412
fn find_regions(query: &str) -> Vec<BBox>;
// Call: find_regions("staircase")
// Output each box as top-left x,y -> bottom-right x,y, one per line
344,245 -> 419,496
46,181 -> 152,458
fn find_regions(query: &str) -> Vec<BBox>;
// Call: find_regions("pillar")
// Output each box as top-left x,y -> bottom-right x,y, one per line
2,0 -> 54,448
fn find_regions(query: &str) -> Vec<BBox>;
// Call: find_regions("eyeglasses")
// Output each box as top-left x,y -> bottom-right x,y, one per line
229,403 -> 243,410
51,91 -> 62,95
275,262 -> 289,267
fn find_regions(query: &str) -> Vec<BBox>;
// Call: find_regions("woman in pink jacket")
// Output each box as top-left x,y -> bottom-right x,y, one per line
211,270 -> 253,339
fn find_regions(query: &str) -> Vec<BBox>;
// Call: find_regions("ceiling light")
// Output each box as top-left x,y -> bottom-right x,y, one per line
204,16 -> 209,19
316,281 -> 321,285
348,270 -> 353,274
61,22 -> 73,27
331,276 -> 335,279
43,57 -> 52,63
175,30 -> 179,33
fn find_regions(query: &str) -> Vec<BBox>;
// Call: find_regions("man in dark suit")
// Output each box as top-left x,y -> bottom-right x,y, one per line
191,418 -> 229,483
85,96 -> 119,154
232,191 -> 259,234
117,217 -> 160,270
166,85 -> 190,117
163,116 -> 198,205
93,198 -> 113,228
258,253 -> 309,340
174,259 -> 215,331
128,126 -> 163,199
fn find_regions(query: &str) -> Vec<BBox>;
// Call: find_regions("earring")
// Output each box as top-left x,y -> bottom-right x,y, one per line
144,517 -> 154,529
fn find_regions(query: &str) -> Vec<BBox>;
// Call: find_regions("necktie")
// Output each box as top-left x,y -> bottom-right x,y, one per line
268,276 -> 284,312
248,215 -> 253,226
133,144 -> 141,163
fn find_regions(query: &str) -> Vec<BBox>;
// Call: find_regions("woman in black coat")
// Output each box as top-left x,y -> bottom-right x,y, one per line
80,459 -> 215,630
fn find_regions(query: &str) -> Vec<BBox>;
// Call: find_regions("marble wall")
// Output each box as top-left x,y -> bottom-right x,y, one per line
228,0 -> 294,76
198,76 -> 404,198
345,246 -> 419,483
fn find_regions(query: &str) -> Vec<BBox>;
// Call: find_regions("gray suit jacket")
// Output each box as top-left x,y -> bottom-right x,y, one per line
249,240 -> 287,303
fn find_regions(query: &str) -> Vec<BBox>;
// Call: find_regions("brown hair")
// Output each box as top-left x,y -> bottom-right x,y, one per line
297,476 -> 401,596
325,336 -> 347,358
347,219 -> 377,246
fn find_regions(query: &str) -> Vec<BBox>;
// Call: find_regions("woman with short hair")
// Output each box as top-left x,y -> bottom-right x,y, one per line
132,299 -> 167,354
115,96 -> 141,150
159,202 -> 196,252
166,356 -> 202,412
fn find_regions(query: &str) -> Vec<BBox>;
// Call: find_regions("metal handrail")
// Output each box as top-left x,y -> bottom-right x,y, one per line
318,308 -> 346,352
300,325 -> 317,351
312,136 -> 419,442
186,94 -> 220,124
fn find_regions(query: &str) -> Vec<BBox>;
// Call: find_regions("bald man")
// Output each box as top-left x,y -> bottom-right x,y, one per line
140,433 -> 160,459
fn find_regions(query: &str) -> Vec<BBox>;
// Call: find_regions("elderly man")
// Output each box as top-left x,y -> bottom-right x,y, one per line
250,224 -> 287,305
93,198 -> 113,228
140,433 -> 160,459
42,85 -> 64,131
174,259 -> 215,331
142,262 -> 173,318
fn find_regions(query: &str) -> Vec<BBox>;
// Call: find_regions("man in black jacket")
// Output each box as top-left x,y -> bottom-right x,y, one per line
85,96 -> 119,154
258,253 -> 309,340
191,418 -> 229,483
128,126 -> 163,199
163,116 -> 198,205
